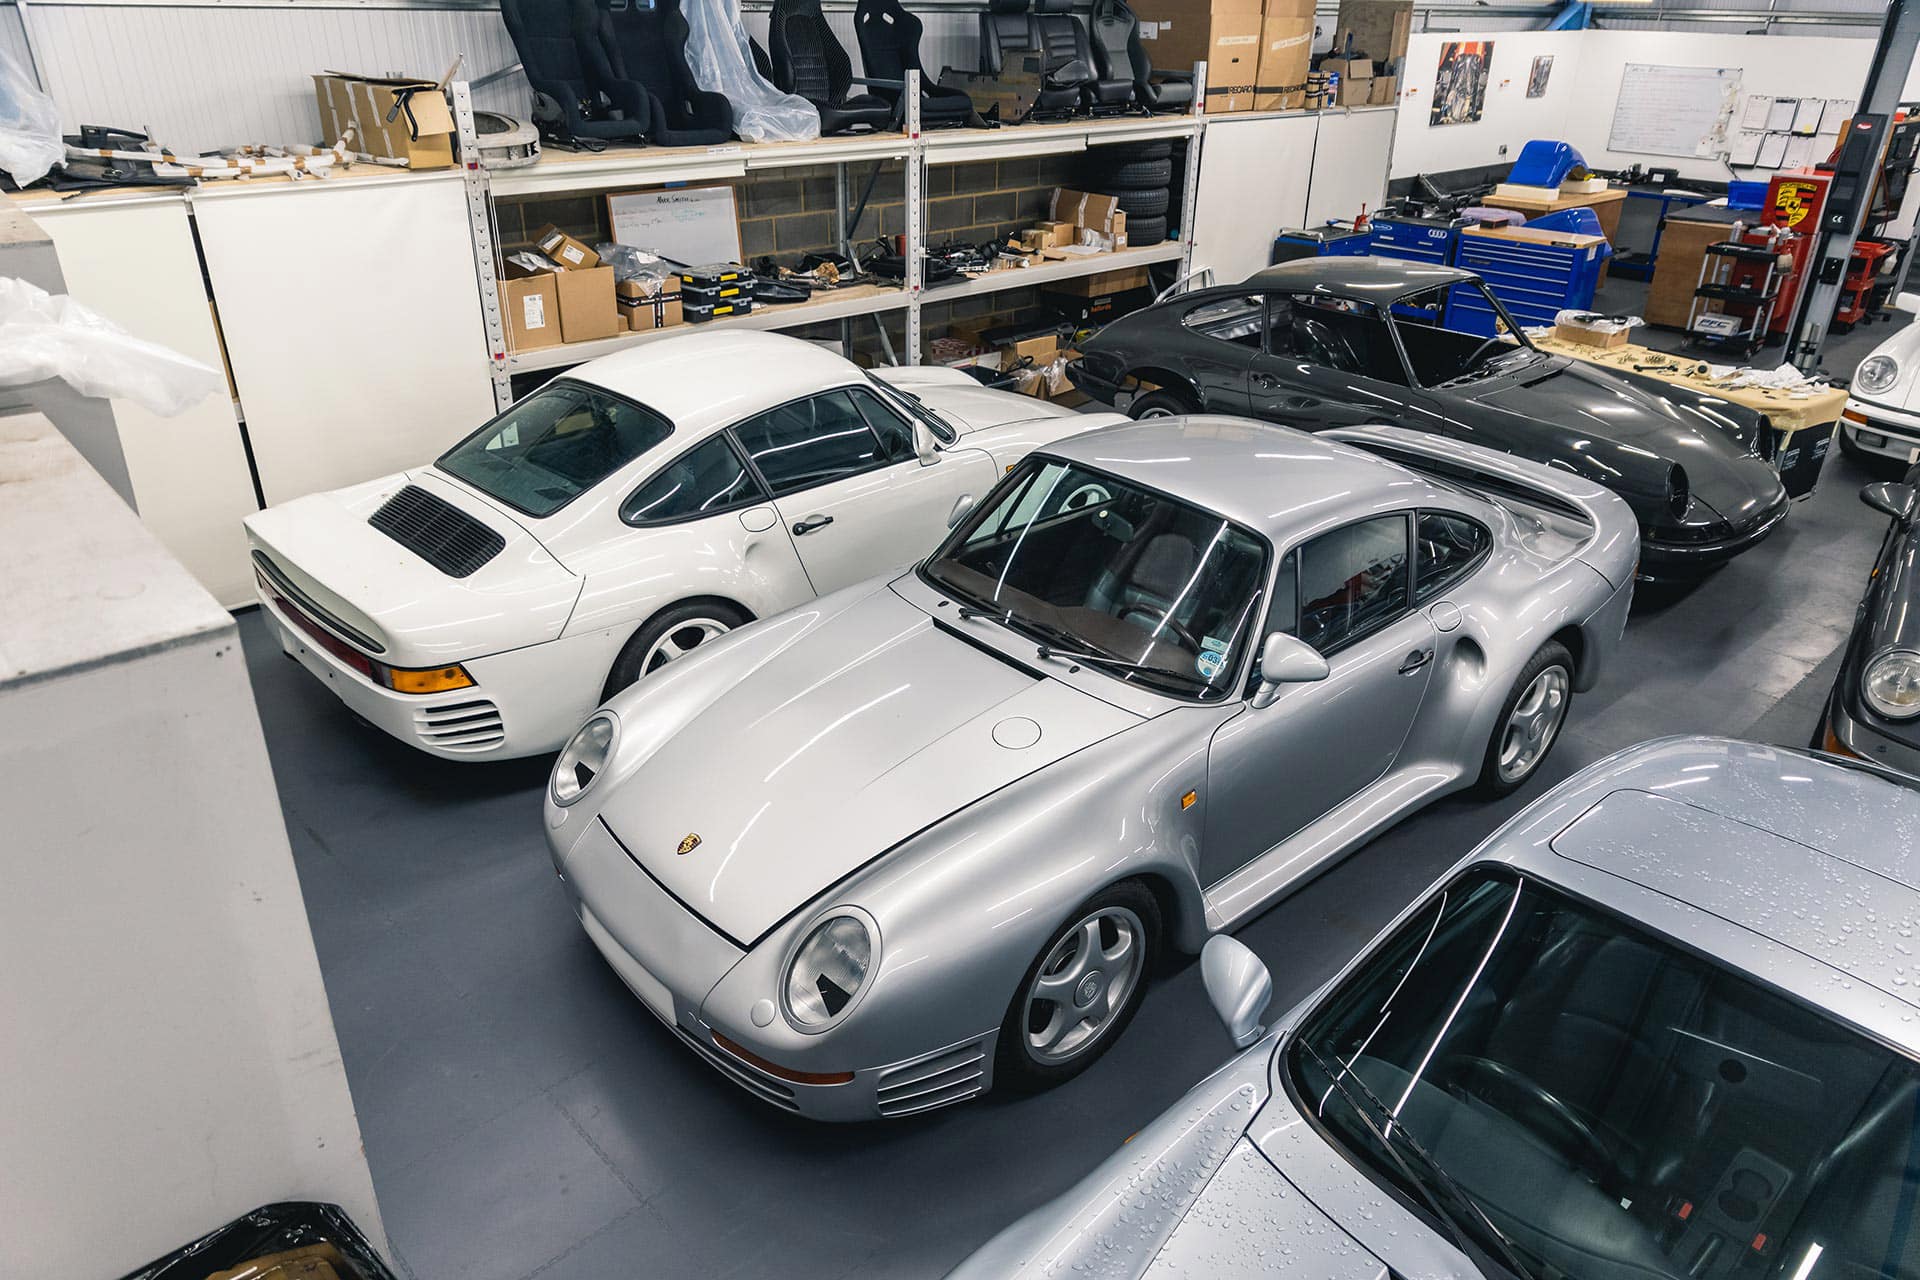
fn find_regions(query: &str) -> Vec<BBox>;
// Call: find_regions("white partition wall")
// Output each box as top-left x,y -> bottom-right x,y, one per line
1190,112 -> 1319,285
1392,30 -> 1586,179
192,172 -> 497,506
1308,106 -> 1398,226
26,195 -> 260,608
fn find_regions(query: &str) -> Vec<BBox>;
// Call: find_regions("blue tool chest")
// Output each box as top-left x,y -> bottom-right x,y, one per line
1446,228 -> 1609,335
1367,216 -> 1463,266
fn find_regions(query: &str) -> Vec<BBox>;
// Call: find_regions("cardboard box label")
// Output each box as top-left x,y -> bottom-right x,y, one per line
522,294 -> 548,330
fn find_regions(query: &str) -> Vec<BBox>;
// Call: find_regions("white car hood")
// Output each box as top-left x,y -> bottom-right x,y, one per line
875,364 -> 1089,434
244,469 -> 581,667
596,587 -> 1140,944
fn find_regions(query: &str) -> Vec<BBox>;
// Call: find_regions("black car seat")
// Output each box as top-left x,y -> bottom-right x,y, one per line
768,0 -> 896,134
1791,1077 -> 1920,1280
855,0 -> 984,128
979,0 -> 1083,118
1035,0 -> 1131,113
1105,531 -> 1200,632
593,0 -> 733,146
502,0 -> 650,143
1089,0 -> 1194,112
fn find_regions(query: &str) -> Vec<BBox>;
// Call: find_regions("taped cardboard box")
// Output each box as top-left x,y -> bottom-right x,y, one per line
1254,13 -> 1315,112
616,279 -> 684,331
312,72 -> 454,169
501,262 -> 562,351
1049,189 -> 1125,243
1132,0 -> 1262,112
1331,0 -> 1412,64
555,265 -> 620,342
532,223 -> 601,272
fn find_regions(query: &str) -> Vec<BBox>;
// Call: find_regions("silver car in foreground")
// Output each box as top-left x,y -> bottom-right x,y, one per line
954,737 -> 1920,1280
542,417 -> 1636,1120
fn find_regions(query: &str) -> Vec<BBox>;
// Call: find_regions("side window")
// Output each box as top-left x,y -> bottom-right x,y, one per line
1284,295 -> 1409,387
620,436 -> 765,526
1415,511 -> 1492,601
1297,516 -> 1411,653
732,390 -> 885,496
1182,295 -> 1269,350
849,387 -> 916,463
1265,549 -> 1299,638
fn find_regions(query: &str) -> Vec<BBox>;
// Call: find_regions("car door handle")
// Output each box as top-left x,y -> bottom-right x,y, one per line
1397,649 -> 1433,675
792,514 -> 834,536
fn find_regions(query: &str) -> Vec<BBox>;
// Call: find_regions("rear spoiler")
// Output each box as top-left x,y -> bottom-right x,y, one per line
1323,424 -> 1640,589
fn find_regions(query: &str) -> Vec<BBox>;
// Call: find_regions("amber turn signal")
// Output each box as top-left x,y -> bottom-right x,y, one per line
712,1031 -> 855,1086
375,662 -> 475,695
1181,790 -> 1198,810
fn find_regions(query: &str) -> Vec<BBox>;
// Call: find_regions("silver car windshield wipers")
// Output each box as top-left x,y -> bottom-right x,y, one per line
955,604 -> 1207,689
1298,1041 -> 1539,1280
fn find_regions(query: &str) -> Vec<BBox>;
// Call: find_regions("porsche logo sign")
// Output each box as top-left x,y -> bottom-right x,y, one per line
676,832 -> 702,856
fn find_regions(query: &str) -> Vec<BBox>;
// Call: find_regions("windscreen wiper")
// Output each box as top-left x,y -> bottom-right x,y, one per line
958,605 -> 1208,688
1300,1042 -> 1539,1280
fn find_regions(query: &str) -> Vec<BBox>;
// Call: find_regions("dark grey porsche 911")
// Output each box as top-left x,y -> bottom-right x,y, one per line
1071,258 -> 1792,578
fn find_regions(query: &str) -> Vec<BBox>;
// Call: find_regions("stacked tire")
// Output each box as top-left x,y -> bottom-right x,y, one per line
1082,141 -> 1173,248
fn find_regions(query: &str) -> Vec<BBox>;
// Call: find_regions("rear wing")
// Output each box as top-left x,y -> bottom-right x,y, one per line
1323,424 -> 1640,589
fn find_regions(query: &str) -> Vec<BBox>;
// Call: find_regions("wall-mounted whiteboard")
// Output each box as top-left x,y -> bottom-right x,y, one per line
606,185 -> 743,268
1608,63 -> 1743,159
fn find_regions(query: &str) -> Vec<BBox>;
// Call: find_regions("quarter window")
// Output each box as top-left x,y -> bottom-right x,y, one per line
1183,295 -> 1270,350
732,390 -> 885,496
1414,511 -> 1492,601
849,387 -> 916,463
1297,516 -> 1410,653
620,436 -> 765,525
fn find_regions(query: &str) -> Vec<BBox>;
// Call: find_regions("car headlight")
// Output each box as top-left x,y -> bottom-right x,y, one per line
1857,354 -> 1901,397
1863,649 -> 1920,720
784,914 -> 874,1029
551,714 -> 616,805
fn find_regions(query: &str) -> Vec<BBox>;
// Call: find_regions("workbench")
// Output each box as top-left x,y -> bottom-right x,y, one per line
1532,332 -> 1846,498
1478,186 -> 1628,282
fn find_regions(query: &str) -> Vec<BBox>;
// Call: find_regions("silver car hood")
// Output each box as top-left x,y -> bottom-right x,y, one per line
597,586 -> 1141,943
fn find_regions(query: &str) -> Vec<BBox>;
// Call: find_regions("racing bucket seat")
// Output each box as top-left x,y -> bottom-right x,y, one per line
1033,0 -> 1132,114
767,0 -> 897,134
1090,0 -> 1194,112
502,0 -> 650,144
593,0 -> 733,146
979,0 -> 1083,119
855,0 -> 984,129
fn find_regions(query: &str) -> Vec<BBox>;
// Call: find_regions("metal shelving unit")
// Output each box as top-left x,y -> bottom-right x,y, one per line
454,66 -> 1209,410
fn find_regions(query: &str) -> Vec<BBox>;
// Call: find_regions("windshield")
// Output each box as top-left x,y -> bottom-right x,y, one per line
437,380 -> 674,517
1390,283 -> 1537,387
922,457 -> 1266,701
1287,868 -> 1920,1280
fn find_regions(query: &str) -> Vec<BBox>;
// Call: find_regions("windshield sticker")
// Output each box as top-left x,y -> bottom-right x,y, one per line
1196,650 -> 1227,681
1200,635 -> 1229,653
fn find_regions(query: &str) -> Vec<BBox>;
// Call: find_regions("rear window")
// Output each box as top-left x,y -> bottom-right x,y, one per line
437,381 -> 674,518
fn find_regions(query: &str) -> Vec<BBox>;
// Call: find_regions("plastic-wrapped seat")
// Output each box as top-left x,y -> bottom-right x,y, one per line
767,0 -> 896,134
593,0 -> 733,146
979,0 -> 1082,118
1034,0 -> 1130,113
502,0 -> 650,143
854,0 -> 983,129
1089,0 -> 1193,112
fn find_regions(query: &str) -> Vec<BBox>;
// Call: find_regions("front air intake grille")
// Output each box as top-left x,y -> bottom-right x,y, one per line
369,485 -> 505,579
412,699 -> 506,752
675,1025 -> 801,1111
876,1037 -> 989,1117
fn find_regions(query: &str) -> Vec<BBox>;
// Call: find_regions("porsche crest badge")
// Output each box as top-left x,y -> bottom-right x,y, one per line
676,832 -> 702,856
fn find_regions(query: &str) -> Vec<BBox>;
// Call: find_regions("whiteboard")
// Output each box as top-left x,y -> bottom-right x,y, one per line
606,185 -> 743,269
1608,63 -> 1743,159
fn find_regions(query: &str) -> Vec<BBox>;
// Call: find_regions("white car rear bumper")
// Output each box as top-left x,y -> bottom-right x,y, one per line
1843,396 -> 1920,464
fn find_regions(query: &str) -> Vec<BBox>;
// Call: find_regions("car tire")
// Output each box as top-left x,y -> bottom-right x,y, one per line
1102,157 -> 1173,187
1107,139 -> 1172,162
1128,386 -> 1197,419
1476,641 -> 1575,796
1113,187 -> 1170,218
1126,214 -> 1169,247
602,600 -> 748,701
995,881 -> 1161,1092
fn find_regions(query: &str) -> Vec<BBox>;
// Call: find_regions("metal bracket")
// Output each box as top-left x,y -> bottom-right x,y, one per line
452,79 -> 514,411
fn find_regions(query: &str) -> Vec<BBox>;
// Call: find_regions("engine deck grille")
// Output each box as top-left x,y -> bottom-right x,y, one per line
369,485 -> 505,579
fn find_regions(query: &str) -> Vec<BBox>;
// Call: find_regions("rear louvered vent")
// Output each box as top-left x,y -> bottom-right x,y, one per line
369,485 -> 505,579
413,699 -> 506,752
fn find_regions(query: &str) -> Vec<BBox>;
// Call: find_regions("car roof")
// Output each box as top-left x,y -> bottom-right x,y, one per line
1487,736 -> 1920,1052
1041,415 -> 1464,543
564,330 -> 865,433
1242,255 -> 1478,302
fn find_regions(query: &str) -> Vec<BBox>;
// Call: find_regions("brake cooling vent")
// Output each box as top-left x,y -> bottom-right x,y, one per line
368,485 -> 505,579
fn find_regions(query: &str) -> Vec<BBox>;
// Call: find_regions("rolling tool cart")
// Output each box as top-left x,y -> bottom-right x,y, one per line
1270,224 -> 1373,264
1449,210 -> 1610,336
1369,211 -> 1466,266
1687,237 -> 1784,357
1834,238 -> 1895,330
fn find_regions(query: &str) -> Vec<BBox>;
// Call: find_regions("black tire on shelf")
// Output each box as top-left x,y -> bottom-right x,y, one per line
1102,157 -> 1174,187
1126,214 -> 1168,247
1105,139 -> 1172,162
1113,187 -> 1170,218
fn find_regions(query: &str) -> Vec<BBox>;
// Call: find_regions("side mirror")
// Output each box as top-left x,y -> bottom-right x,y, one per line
1249,632 -> 1329,709
1202,935 -> 1273,1049
947,493 -> 975,529
1897,292 -> 1920,316
1862,481 -> 1918,523
914,420 -> 941,466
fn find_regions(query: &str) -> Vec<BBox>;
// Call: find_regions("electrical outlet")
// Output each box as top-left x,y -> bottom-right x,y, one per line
1498,144 -> 1509,156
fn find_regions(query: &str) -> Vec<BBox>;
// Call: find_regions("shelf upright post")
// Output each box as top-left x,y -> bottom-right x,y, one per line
1178,60 -> 1207,278
451,79 -> 514,412
905,69 -> 925,365
834,161 -> 853,358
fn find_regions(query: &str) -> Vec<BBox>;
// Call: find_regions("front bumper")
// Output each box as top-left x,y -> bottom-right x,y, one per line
556,816 -> 997,1122
1842,396 -> 1920,464
1638,492 -> 1791,579
1822,690 -> 1920,779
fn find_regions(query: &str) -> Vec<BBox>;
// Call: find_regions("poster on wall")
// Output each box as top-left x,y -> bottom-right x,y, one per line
1430,42 -> 1493,127
1527,55 -> 1553,99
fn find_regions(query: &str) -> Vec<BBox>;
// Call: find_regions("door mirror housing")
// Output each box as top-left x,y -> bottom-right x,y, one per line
914,420 -> 941,466
946,493 -> 976,529
1201,935 -> 1273,1049
1862,481 -> 1917,524
1249,632 -> 1329,708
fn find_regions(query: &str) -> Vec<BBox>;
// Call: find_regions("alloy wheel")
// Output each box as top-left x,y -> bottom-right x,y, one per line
1022,906 -> 1146,1065
1498,665 -> 1571,783
642,617 -> 730,674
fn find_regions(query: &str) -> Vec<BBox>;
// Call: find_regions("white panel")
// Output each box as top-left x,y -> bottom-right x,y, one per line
1390,29 -> 1586,178
1188,113 -> 1315,286
192,174 -> 497,505
1306,106 -> 1393,226
25,194 -> 260,607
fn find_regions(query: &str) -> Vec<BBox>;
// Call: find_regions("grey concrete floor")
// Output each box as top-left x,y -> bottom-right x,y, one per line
241,314 -> 1908,1280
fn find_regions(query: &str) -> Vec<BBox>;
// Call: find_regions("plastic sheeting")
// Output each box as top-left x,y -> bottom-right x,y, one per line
682,0 -> 819,143
119,1202 -> 397,1280
0,46 -> 61,187
0,277 -> 223,417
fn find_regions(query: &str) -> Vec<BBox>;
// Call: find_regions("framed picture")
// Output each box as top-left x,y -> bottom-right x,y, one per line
1430,41 -> 1494,127
1528,55 -> 1554,99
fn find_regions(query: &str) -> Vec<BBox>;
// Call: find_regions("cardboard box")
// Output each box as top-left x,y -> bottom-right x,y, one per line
1017,228 -> 1050,254
1553,321 -> 1629,349
554,265 -> 620,343
1330,0 -> 1412,63
1041,267 -> 1155,324
312,72 -> 454,169
616,279 -> 684,331
1049,189 -> 1123,237
1039,220 -> 1077,247
1368,74 -> 1399,105
1133,0 -> 1263,113
1337,75 -> 1374,106
501,267 -> 562,351
1001,333 -> 1062,397
1254,8 -> 1316,112
532,223 -> 601,272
